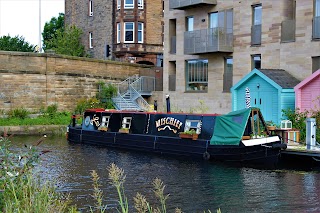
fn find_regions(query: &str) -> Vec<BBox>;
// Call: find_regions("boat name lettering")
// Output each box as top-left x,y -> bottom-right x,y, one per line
155,117 -> 182,133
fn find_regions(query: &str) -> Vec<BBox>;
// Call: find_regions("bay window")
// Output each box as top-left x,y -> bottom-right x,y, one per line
124,22 -> 134,43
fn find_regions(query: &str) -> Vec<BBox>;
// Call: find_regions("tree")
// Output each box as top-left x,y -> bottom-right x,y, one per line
48,25 -> 86,57
42,13 -> 64,51
0,35 -> 35,52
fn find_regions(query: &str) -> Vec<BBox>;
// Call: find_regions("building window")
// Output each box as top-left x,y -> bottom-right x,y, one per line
138,22 -> 143,43
89,32 -> 93,48
186,59 -> 208,91
117,23 -> 121,43
124,0 -> 134,9
89,0 -> 93,16
313,0 -> 320,39
223,57 -> 233,92
316,0 -> 320,16
209,12 -> 218,29
186,16 -> 194,31
252,54 -> 261,69
117,0 -> 121,9
124,22 -> 134,43
138,0 -> 143,9
312,56 -> 320,73
252,4 -> 262,45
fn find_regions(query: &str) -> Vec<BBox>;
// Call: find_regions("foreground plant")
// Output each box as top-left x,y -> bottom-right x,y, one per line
90,163 -> 221,213
0,136 -> 77,213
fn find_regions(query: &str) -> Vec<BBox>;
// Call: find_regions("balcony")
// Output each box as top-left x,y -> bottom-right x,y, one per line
281,20 -> 295,42
313,16 -> 320,40
169,0 -> 217,10
184,27 -> 233,55
251,24 -> 261,45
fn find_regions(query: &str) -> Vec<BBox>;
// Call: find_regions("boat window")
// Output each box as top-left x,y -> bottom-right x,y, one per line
184,120 -> 202,134
101,116 -> 110,128
122,117 -> 132,129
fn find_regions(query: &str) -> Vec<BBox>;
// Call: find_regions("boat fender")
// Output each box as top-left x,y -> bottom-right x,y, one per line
272,143 -> 287,150
203,152 -> 210,160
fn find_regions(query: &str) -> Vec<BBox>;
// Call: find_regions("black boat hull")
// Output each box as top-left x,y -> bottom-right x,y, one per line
68,127 -> 281,164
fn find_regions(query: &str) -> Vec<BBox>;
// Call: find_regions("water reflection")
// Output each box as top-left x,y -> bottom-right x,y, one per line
9,135 -> 320,212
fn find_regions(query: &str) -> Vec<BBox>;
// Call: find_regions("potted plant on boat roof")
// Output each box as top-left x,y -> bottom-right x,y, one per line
266,121 -> 277,131
179,129 -> 199,140
119,127 -> 129,133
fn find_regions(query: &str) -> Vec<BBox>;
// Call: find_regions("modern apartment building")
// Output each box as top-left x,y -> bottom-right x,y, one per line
65,0 -> 164,66
163,0 -> 320,114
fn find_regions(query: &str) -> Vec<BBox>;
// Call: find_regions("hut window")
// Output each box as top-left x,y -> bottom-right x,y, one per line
122,117 -> 132,129
184,120 -> 202,134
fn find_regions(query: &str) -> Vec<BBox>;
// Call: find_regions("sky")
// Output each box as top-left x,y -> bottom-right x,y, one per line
0,0 -> 64,47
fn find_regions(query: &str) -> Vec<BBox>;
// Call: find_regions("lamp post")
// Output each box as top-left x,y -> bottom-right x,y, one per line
39,0 -> 41,52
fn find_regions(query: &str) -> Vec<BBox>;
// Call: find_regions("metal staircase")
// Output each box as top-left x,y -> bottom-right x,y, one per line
112,75 -> 155,111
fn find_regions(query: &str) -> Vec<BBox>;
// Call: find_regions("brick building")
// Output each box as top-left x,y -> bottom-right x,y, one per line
65,0 -> 113,59
65,0 -> 164,66
163,0 -> 320,114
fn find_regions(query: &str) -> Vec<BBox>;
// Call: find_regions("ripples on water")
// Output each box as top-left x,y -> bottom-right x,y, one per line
10,136 -> 320,213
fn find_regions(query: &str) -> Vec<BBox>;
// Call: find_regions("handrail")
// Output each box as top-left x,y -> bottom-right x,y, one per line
128,85 -> 150,111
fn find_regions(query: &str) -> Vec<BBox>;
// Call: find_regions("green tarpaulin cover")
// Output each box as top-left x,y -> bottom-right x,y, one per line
210,108 -> 252,145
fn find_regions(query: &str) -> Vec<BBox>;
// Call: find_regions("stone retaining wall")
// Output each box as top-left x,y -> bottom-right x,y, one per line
0,51 -> 154,112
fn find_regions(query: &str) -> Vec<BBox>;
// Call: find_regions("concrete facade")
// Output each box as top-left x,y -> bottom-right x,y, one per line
0,51 -> 152,112
163,0 -> 320,114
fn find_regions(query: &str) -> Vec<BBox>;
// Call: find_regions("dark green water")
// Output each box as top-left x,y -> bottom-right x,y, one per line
10,135 -> 320,212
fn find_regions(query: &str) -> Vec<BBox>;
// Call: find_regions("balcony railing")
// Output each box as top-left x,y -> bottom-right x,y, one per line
313,16 -> 320,39
170,36 -> 176,54
184,27 -> 233,54
281,20 -> 295,42
169,0 -> 217,10
251,24 -> 261,45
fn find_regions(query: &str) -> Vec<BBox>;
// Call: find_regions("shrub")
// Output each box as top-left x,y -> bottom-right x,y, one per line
8,108 -> 30,119
96,82 -> 117,109
74,97 -> 103,114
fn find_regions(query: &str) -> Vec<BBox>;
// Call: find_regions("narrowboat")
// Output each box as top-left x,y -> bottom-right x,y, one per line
67,107 -> 286,164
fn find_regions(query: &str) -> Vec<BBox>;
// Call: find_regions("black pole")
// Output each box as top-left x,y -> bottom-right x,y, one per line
154,100 -> 158,111
166,95 -> 170,113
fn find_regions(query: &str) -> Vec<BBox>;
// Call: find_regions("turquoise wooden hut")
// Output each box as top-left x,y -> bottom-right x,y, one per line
231,69 -> 300,124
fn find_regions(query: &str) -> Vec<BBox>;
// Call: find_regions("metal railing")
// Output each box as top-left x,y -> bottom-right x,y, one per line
169,0 -> 217,9
281,20 -> 295,42
184,27 -> 233,54
113,75 -> 154,111
313,16 -> 320,39
251,24 -> 261,45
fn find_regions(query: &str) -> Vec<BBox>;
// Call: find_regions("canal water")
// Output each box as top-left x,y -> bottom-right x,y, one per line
9,135 -> 320,213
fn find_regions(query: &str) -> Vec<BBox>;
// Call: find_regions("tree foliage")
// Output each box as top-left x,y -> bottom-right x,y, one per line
42,13 -> 64,51
0,35 -> 35,52
48,25 -> 86,57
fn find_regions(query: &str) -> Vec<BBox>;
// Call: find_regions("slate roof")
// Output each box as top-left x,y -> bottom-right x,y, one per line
259,69 -> 300,88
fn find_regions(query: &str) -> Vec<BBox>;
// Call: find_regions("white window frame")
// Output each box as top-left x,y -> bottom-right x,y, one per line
124,0 -> 134,9
184,120 -> 202,134
124,22 -> 134,43
138,0 -> 144,9
117,0 -> 121,10
100,116 -> 110,128
117,23 -> 121,43
138,22 -> 143,43
122,117 -> 132,129
89,0 -> 93,16
89,32 -> 93,48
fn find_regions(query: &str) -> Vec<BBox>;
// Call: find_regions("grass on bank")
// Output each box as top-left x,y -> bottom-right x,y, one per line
0,137 -> 222,213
